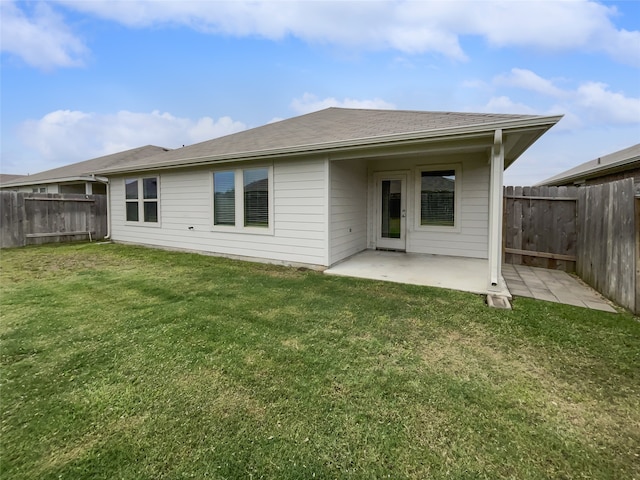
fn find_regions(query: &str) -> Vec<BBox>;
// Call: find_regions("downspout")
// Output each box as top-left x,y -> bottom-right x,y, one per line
488,129 -> 504,288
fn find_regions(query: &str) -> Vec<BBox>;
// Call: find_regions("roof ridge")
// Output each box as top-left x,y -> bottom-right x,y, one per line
323,106 -> 539,117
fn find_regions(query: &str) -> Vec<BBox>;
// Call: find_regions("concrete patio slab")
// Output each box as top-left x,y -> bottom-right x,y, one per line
502,264 -> 616,312
325,250 -> 510,297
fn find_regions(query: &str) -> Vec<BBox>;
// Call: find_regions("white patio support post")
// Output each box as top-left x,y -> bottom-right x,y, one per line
488,129 -> 504,289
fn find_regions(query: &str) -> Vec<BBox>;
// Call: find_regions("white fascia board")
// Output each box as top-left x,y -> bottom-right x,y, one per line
98,115 -> 563,176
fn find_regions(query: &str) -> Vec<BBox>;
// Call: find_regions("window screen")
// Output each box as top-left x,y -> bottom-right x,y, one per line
125,178 -> 139,221
125,177 -> 158,223
214,171 -> 235,226
243,168 -> 268,227
420,170 -> 455,226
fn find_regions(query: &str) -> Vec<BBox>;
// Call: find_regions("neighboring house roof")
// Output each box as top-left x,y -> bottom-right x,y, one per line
538,143 -> 640,186
0,174 -> 26,184
0,145 -> 169,188
423,176 -> 456,192
96,108 -> 562,175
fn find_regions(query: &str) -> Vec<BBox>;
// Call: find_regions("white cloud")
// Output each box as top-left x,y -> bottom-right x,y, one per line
494,69 -> 566,98
291,93 -> 396,114
482,69 -> 640,127
19,110 -> 247,165
482,96 -> 538,115
602,27 -> 640,66
5,1 -> 638,68
50,0 -> 639,66
0,1 -> 87,69
575,82 -> 640,124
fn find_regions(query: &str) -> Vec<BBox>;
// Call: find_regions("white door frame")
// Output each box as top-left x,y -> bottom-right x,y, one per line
375,172 -> 407,251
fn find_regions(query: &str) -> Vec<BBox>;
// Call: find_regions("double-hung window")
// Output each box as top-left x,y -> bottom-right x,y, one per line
212,166 -> 271,231
417,166 -> 459,229
243,168 -> 269,227
125,176 -> 159,223
213,171 -> 235,226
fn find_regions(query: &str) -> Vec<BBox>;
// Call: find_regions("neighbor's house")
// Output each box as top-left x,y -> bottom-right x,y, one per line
0,145 -> 169,194
0,174 -> 26,185
96,108 -> 561,293
538,143 -> 640,187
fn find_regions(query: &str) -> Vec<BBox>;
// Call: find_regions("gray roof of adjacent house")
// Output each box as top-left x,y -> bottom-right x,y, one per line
0,145 -> 169,188
538,143 -> 640,186
0,174 -> 26,184
96,108 -> 562,175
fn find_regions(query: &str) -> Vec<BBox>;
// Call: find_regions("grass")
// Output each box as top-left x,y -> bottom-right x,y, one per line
1,243 -> 639,479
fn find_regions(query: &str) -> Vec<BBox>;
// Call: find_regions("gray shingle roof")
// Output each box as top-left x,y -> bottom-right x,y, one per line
0,174 -> 26,184
538,143 -> 640,186
0,145 -> 168,187
96,108 -> 556,174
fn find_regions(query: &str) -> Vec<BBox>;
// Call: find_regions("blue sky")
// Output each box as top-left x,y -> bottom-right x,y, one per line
1,0 -> 639,185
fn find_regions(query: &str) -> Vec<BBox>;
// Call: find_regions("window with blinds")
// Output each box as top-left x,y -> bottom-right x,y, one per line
212,167 -> 271,230
420,170 -> 455,227
243,168 -> 269,227
213,171 -> 235,226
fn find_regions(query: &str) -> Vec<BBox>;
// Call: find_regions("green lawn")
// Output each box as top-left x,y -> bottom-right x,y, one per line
1,243 -> 639,479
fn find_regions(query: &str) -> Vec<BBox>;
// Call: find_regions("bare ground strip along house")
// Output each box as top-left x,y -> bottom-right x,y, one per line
96,108 -> 561,295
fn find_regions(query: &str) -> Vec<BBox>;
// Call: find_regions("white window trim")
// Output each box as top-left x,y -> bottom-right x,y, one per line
124,175 -> 161,227
414,163 -> 461,233
211,170 -> 237,231
211,164 -> 274,235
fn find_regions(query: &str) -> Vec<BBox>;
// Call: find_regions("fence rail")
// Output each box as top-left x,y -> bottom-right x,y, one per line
0,192 -> 107,248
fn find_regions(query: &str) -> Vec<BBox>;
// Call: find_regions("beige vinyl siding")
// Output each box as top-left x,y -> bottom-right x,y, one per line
368,152 -> 489,259
329,159 -> 368,265
110,158 -> 328,266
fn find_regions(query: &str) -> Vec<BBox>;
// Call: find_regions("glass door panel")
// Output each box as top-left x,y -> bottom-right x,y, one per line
381,179 -> 402,239
376,174 -> 406,251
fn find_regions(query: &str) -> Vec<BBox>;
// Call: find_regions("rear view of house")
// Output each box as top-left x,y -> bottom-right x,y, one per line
97,108 -> 561,294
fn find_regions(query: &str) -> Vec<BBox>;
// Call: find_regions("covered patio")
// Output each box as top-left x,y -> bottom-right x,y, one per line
325,250 -> 617,312
324,250 -> 510,297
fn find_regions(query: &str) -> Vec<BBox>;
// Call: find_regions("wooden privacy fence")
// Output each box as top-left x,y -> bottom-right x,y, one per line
503,185 -> 579,272
0,192 -> 107,248
504,179 -> 639,314
576,179 -> 638,315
